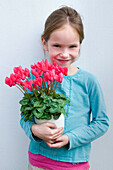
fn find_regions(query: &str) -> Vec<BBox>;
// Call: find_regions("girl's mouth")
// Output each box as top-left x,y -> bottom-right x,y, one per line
56,59 -> 70,64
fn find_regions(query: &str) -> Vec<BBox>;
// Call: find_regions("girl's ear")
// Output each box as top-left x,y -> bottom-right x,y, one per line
41,37 -> 48,51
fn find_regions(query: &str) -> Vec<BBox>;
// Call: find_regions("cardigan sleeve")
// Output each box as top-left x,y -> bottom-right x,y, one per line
66,76 -> 109,150
20,115 -> 42,142
20,114 -> 43,143
20,72 -> 42,143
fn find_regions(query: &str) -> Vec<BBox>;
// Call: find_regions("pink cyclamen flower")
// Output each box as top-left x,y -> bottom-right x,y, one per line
43,72 -> 49,81
49,63 -> 62,75
5,77 -> 13,87
36,59 -> 49,72
47,80 -> 51,85
13,66 -> 23,75
17,80 -> 23,86
31,69 -> 39,78
34,77 -> 42,87
55,72 -> 64,83
24,68 -> 30,77
44,69 -> 56,81
62,67 -> 68,75
31,63 -> 37,69
56,65 -> 68,76
53,61 -> 58,67
49,69 -> 56,81
10,73 -> 17,83
23,79 -> 33,89
13,65 -> 26,80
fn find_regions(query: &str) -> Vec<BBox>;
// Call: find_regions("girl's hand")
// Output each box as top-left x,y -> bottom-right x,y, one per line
31,123 -> 64,144
46,134 -> 69,148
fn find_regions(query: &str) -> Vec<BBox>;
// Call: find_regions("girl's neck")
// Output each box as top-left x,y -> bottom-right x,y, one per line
67,64 -> 79,76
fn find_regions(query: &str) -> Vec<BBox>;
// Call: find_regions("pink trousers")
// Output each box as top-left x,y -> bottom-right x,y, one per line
28,162 -> 89,170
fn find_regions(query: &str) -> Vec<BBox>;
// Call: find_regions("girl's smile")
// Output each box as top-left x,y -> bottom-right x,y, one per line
42,24 -> 80,74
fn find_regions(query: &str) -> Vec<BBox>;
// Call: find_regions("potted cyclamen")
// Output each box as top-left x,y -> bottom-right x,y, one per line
5,59 -> 70,128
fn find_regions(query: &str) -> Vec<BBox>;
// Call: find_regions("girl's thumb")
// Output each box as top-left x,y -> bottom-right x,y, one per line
46,122 -> 57,129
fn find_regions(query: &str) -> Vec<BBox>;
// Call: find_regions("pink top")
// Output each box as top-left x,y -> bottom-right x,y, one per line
28,151 -> 90,170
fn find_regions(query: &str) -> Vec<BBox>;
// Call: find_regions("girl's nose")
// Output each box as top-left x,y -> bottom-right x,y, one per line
60,52 -> 69,58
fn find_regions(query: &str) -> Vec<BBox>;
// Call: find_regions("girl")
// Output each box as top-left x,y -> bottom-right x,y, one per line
20,6 -> 109,170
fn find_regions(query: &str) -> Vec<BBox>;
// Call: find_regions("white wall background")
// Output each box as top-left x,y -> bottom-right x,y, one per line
0,0 -> 113,170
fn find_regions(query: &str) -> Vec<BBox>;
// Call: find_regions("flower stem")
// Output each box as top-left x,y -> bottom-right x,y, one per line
51,80 -> 55,93
24,89 -> 31,100
42,81 -> 47,94
53,82 -> 58,93
31,86 -> 39,101
16,85 -> 24,94
47,84 -> 50,95
40,87 -> 44,98
19,84 -> 31,100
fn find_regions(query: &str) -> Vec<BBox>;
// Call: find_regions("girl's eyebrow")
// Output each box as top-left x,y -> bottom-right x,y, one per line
69,42 -> 79,45
51,41 -> 79,45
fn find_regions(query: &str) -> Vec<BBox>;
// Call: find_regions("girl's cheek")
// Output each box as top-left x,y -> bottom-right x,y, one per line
51,50 -> 59,56
72,49 -> 80,55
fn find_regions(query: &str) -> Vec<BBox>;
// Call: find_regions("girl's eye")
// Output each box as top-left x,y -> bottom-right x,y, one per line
69,45 -> 77,48
53,45 -> 60,48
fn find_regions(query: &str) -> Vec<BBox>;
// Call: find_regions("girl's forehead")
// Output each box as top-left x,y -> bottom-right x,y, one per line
49,24 -> 80,43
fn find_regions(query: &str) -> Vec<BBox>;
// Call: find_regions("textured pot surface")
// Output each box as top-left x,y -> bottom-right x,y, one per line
34,114 -> 64,128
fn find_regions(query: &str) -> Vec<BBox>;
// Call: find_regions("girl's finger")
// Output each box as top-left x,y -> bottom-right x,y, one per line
46,141 -> 63,148
52,128 -> 64,139
46,122 -> 57,129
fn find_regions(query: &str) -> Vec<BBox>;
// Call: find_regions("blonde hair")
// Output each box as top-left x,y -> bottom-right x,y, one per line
41,6 -> 84,44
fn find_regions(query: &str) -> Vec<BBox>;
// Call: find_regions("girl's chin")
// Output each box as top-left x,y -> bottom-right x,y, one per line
55,59 -> 71,67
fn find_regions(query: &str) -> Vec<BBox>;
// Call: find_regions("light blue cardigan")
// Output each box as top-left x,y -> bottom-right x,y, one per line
20,68 -> 109,163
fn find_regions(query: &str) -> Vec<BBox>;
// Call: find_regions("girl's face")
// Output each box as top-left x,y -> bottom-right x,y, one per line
42,24 -> 80,70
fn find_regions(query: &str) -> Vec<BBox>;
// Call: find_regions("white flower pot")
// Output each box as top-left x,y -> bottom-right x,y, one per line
34,114 -> 64,128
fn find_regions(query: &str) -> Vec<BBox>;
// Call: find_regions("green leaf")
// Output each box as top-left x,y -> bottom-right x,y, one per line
51,103 -> 58,108
30,97 -> 37,104
53,113 -> 61,120
49,105 -> 61,113
51,98 -> 59,103
67,100 -> 70,106
43,96 -> 52,103
28,117 -> 33,121
34,101 -> 41,107
24,106 -> 34,112
20,105 -> 26,113
61,108 -> 68,117
32,109 -> 43,119
21,113 -> 29,122
36,105 -> 46,113
46,114 -> 52,120
36,112 -> 44,119
53,92 -> 59,98
19,98 -> 29,106
58,93 -> 67,99
40,114 -> 52,120
29,113 -> 34,121
55,99 -> 66,107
